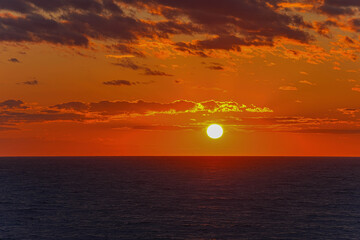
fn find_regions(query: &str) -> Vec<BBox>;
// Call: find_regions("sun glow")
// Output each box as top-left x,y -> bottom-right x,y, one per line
207,124 -> 223,139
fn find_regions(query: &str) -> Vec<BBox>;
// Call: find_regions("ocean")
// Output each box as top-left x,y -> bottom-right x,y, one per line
1,157 -> 360,239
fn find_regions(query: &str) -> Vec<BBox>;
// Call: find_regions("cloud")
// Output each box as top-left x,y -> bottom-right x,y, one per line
0,13 -> 89,46
203,62 -> 224,70
0,111 -> 87,124
338,108 -> 360,117
0,99 -> 28,109
51,102 -> 89,112
0,0 -> 313,59
0,99 -> 275,133
18,80 -> 38,85
51,99 -> 272,116
290,128 -> 360,134
112,58 -> 142,70
207,66 -> 224,70
4,99 -> 360,136
318,5 -> 355,16
102,79 -> 154,86
103,80 -> 133,86
0,1 -> 198,48
129,125 -> 198,131
0,0 -> 122,13
352,86 -> 360,92
143,68 -> 173,76
136,0 -> 313,44
112,59 -> 173,76
279,86 -> 298,91
0,126 -> 18,131
8,58 -> 20,63
317,0 -> 360,16
108,43 -> 146,58
299,80 -> 315,86
105,55 -> 135,59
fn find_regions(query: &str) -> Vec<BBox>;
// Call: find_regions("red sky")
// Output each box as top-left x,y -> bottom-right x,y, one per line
1,0 -> 360,156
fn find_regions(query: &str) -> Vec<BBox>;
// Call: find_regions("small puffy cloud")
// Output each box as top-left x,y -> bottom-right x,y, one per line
8,58 -> 20,63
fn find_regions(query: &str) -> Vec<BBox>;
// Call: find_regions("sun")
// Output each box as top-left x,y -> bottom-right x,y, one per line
207,124 -> 223,139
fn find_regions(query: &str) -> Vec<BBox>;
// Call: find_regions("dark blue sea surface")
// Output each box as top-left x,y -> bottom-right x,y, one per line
1,157 -> 360,239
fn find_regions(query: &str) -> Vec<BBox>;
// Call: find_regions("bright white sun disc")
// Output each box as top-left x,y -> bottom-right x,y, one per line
207,124 -> 223,139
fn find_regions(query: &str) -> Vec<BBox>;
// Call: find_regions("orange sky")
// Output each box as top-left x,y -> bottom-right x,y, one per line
1,0 -> 360,156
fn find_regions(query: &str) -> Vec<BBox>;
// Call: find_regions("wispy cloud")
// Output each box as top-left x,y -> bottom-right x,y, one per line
18,80 -> 38,85
113,59 -> 173,76
102,80 -> 155,86
106,54 -> 135,59
279,86 -> 298,91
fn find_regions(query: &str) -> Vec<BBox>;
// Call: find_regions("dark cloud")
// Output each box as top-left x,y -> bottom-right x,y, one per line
0,126 -> 18,131
0,13 -> 89,46
127,0 -> 313,51
143,68 -> 173,76
103,80 -> 155,86
112,59 -> 142,70
51,102 -> 89,112
318,5 -> 354,16
313,20 -> 338,36
52,100 -> 200,115
207,66 -> 224,70
0,100 -> 28,109
0,111 -> 87,123
0,0 -> 149,46
323,0 -> 360,7
64,12 -> 151,42
8,58 -> 20,63
113,59 -> 173,76
103,80 -> 133,86
0,99 -> 272,131
52,99 -> 256,115
0,0 -> 313,54
318,0 -> 360,16
0,0 -> 33,13
174,35 -> 280,55
109,44 -> 145,58
203,62 -> 224,70
0,0 -> 122,14
350,18 -> 360,32
88,100 -> 196,115
18,80 -> 38,85
131,125 -> 198,131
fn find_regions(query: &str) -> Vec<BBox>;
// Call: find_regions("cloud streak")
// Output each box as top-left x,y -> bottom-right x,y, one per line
112,59 -> 173,76
102,80 -> 154,86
